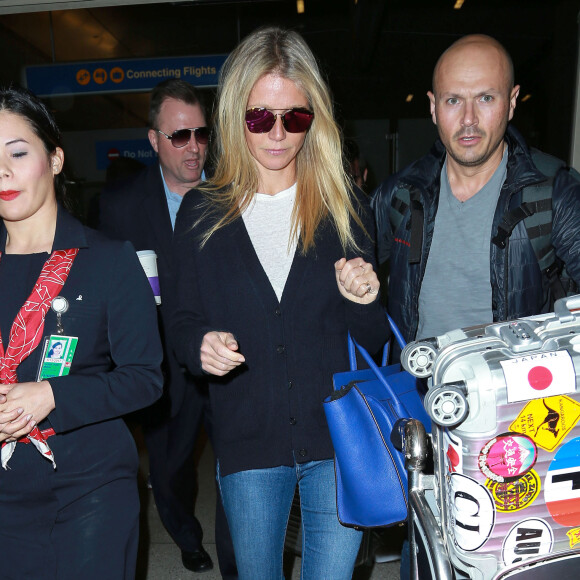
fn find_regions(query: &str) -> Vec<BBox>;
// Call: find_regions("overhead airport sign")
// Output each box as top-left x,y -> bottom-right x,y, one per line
24,54 -> 228,97
95,139 -> 155,171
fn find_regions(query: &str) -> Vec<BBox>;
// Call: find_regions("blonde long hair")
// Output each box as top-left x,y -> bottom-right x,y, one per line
199,26 -> 365,253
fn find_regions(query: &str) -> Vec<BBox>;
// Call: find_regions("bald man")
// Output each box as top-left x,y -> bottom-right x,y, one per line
371,34 -> 580,346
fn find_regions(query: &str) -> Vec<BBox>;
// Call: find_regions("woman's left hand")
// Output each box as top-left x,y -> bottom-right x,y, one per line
335,257 -> 380,304
0,381 -> 55,439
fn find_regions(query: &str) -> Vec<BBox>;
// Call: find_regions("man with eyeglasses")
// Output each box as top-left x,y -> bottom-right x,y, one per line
99,78 -> 237,578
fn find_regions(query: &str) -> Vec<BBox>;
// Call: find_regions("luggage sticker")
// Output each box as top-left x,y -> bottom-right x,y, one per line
567,527 -> 580,549
447,473 -> 495,551
478,433 -> 537,483
501,351 -> 575,404
502,517 -> 554,566
508,395 -> 580,452
485,469 -> 541,513
545,437 -> 580,527
444,429 -> 463,473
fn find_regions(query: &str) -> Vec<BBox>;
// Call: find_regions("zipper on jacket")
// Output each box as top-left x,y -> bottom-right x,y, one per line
502,236 -> 509,321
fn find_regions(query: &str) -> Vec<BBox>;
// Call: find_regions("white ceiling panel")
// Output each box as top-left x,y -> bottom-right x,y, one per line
0,0 -> 171,15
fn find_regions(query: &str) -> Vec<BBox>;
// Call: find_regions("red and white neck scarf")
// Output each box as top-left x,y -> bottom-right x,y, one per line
0,248 -> 78,469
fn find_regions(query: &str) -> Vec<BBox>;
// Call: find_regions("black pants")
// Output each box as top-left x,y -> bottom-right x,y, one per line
1,475 -> 139,580
144,380 -> 237,579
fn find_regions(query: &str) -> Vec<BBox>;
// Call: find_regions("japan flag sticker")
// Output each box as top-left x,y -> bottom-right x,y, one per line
501,350 -> 576,404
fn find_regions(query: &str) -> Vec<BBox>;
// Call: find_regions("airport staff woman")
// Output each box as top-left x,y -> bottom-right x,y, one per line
172,27 -> 389,579
0,85 -> 163,579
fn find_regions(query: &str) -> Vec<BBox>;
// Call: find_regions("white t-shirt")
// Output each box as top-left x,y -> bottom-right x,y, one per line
242,183 -> 299,301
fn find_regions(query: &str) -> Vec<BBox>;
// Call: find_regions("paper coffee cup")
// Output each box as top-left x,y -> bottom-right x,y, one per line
137,250 -> 161,305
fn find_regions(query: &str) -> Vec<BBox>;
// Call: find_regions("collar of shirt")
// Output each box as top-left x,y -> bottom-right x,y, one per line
159,166 -> 206,230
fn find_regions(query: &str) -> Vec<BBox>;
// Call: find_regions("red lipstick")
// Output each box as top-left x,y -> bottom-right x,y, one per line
0,190 -> 20,201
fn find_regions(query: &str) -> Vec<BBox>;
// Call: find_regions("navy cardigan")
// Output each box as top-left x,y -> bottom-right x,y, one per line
171,188 -> 389,476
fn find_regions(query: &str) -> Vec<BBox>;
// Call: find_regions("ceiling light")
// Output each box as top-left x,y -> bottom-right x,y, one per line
297,0 -> 305,13
406,94 -> 414,102
521,94 -> 532,102
454,0 -> 465,9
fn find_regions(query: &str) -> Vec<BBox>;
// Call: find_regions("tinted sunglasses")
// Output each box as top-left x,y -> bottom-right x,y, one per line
156,127 -> 210,148
245,107 -> 314,134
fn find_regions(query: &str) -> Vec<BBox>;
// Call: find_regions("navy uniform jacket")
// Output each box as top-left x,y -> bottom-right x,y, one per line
0,206 -> 163,505
99,164 -> 190,417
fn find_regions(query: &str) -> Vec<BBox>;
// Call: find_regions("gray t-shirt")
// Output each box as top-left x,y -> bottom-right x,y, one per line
416,150 -> 508,339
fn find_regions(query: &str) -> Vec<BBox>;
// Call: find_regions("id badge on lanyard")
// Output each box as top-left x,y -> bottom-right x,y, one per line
37,334 -> 78,380
36,296 -> 78,381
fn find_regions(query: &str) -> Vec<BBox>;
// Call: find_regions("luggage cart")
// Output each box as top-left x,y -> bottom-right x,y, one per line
399,295 -> 580,579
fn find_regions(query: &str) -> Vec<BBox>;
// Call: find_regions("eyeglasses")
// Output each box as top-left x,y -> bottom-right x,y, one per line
245,107 -> 314,134
156,127 -> 210,148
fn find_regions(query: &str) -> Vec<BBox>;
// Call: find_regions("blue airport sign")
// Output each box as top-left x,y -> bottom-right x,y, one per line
25,54 -> 227,97
95,139 -> 155,171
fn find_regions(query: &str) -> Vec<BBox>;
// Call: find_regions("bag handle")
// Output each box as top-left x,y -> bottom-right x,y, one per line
348,312 -> 407,370
347,333 -> 412,419
388,313 -> 407,351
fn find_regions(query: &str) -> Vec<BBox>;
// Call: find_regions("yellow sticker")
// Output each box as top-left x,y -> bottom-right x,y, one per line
508,395 -> 580,451
485,469 -> 541,513
567,527 -> 580,548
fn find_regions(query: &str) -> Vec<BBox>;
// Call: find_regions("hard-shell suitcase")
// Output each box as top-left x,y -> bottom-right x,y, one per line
401,295 -> 580,579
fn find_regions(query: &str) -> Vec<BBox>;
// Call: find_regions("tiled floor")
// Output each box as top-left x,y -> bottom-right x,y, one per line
134,429 -> 403,579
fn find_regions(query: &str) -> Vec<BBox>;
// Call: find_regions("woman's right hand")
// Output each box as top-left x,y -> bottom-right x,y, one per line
0,383 -> 37,442
0,410 -> 36,443
0,408 -> 35,443
200,331 -> 246,376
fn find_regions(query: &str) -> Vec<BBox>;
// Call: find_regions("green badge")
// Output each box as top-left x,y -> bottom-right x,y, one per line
37,335 -> 78,380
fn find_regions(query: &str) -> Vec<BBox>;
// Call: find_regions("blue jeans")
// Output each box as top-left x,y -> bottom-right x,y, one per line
217,458 -> 362,580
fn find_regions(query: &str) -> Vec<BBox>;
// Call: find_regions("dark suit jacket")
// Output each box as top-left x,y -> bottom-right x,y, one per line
99,164 -> 191,416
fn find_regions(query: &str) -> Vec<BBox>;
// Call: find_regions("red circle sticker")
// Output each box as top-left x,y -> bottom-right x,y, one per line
528,366 -> 553,390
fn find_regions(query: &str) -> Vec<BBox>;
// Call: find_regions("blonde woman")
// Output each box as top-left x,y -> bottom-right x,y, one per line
172,27 -> 389,579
